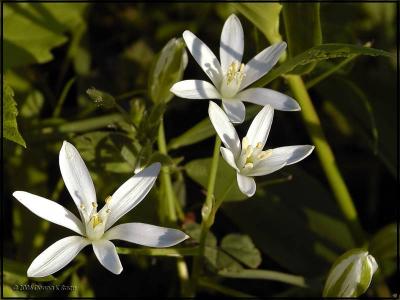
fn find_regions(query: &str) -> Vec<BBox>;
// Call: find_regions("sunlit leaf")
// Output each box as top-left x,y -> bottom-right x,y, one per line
220,234 -> 262,269
283,3 -> 322,74
3,79 -> 26,147
254,44 -> 392,87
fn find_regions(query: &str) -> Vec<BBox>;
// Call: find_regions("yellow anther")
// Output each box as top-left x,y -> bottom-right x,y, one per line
91,202 -> 97,208
244,163 -> 254,169
242,137 -> 249,150
80,204 -> 85,210
226,61 -> 245,86
90,214 -> 103,228
258,150 -> 272,160
106,208 -> 111,213
105,196 -> 112,204
256,142 -> 263,149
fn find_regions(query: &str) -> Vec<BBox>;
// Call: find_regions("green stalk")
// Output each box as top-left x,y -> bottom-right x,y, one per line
116,246 -> 199,256
198,278 -> 256,298
190,135 -> 222,294
157,120 -> 177,224
286,75 -> 364,244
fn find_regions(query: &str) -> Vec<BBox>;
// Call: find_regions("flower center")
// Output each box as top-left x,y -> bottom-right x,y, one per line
79,196 -> 112,240
220,61 -> 246,98
238,137 -> 272,174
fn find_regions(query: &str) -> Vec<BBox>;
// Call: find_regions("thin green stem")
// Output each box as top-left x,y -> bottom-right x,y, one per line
157,120 -> 178,224
115,89 -> 147,100
116,246 -> 199,256
286,75 -> 364,245
52,78 -> 76,118
191,135 -> 221,295
218,269 -> 307,288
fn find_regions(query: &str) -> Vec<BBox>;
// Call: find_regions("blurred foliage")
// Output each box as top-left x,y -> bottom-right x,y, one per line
2,2 -> 396,298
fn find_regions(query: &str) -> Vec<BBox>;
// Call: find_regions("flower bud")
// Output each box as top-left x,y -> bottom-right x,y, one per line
323,249 -> 378,297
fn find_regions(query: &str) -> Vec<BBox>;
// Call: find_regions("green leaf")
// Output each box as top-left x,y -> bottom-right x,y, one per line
185,157 -> 247,202
149,38 -> 188,104
168,118 -> 214,150
254,44 -> 392,87
4,3 -> 88,69
168,105 -> 259,150
3,79 -> 26,147
232,3 -> 283,44
283,3 -> 322,74
220,234 -> 262,269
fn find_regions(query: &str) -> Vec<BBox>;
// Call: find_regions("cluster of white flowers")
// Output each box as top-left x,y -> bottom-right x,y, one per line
171,14 -> 314,197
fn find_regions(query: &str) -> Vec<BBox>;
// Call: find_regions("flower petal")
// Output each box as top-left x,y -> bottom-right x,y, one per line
246,105 -> 274,149
92,239 -> 123,275
13,191 -> 84,235
183,30 -> 222,87
222,100 -> 246,124
237,88 -> 300,111
220,14 -> 244,71
208,101 -> 241,155
170,80 -> 220,99
240,42 -> 286,90
59,141 -> 96,212
104,163 -> 161,230
27,236 -> 89,277
237,173 -> 256,197
220,147 -> 239,171
104,223 -> 189,248
248,145 -> 314,176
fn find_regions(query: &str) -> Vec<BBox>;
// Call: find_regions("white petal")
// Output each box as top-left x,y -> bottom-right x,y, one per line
220,147 -> 239,171
104,163 -> 161,230
222,100 -> 246,124
240,42 -> 287,90
208,101 -> 241,155
104,223 -> 189,248
170,80 -> 220,99
13,191 -> 84,235
92,240 -> 123,275
59,141 -> 96,212
183,30 -> 222,87
27,236 -> 89,277
248,145 -> 314,176
237,88 -> 300,111
237,173 -> 256,197
220,14 -> 244,71
246,105 -> 274,149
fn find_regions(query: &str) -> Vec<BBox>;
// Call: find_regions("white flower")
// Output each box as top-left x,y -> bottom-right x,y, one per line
208,101 -> 314,197
170,14 -> 300,124
323,249 -> 378,297
13,141 -> 189,277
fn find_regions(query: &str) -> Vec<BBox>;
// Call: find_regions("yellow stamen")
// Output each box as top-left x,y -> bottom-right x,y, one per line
244,163 -> 253,169
105,196 -> 112,204
256,142 -> 263,149
258,150 -> 272,160
91,202 -> 97,208
90,214 -> 102,228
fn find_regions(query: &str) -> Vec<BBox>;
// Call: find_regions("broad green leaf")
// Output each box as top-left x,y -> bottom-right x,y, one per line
254,44 -> 392,88
149,38 -> 188,104
283,3 -> 322,74
4,3 -> 88,69
3,79 -> 26,147
222,167 -> 355,276
232,3 -> 283,44
220,234 -> 262,269
185,157 -> 247,202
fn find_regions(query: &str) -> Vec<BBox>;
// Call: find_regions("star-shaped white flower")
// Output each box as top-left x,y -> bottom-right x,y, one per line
13,141 -> 189,277
208,101 -> 314,197
170,14 -> 300,124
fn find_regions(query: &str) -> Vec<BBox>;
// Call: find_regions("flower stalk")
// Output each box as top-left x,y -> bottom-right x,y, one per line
286,74 -> 365,245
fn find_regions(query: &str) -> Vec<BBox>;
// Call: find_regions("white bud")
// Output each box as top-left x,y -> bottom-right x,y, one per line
323,249 -> 378,297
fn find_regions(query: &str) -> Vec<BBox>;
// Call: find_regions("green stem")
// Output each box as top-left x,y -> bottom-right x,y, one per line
218,269 -> 307,288
157,120 -> 178,224
191,135 -> 222,295
116,247 -> 199,256
286,75 -> 364,245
